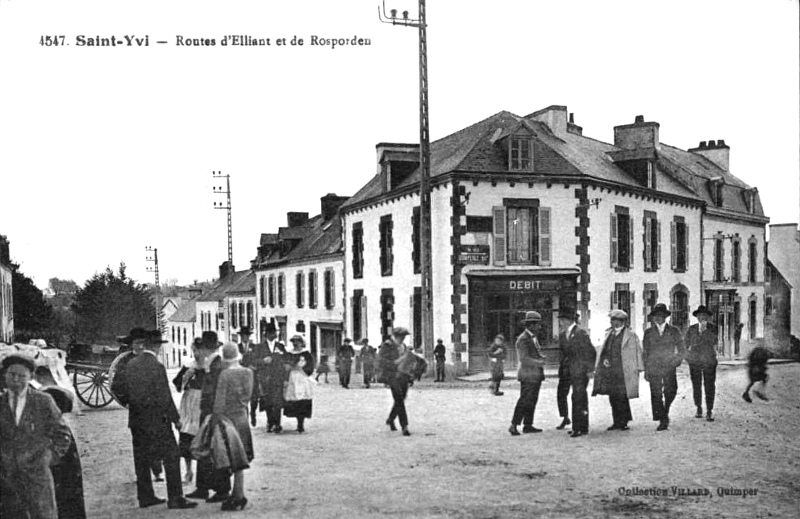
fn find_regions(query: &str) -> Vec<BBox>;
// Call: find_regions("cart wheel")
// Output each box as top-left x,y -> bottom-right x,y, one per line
73,369 -> 115,408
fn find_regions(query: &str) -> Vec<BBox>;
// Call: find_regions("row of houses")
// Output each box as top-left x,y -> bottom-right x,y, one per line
162,104 -> 792,373
0,235 -> 13,343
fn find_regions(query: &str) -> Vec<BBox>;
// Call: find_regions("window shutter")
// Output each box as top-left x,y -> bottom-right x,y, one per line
610,213 -> 618,268
670,221 -> 677,270
610,291 -> 618,310
630,291 -> 636,328
538,207 -> 551,266
331,271 -> 336,308
388,219 -> 394,274
656,220 -> 661,270
644,217 -> 652,270
628,216 -> 635,269
684,224 -> 689,268
493,206 -> 507,266
361,295 -> 368,340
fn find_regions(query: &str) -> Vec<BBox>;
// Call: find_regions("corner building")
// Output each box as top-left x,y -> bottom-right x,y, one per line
341,105 -> 767,374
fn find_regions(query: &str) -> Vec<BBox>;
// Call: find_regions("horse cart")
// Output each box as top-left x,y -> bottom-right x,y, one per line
65,343 -> 126,408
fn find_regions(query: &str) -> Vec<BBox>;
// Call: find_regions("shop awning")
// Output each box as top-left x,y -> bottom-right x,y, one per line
466,268 -> 580,277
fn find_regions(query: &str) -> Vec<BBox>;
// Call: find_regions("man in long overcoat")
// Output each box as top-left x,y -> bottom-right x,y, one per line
257,323 -> 287,433
237,325 -> 261,426
509,311 -> 546,436
643,303 -> 685,431
557,307 -> 596,437
358,338 -> 377,388
337,338 -> 355,389
593,310 -> 644,431
125,331 -> 196,509
685,305 -> 718,421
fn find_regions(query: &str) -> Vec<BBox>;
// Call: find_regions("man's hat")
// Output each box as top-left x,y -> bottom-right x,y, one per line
145,330 -> 167,345
1,353 -> 35,373
343,337 -> 353,343
558,307 -> 578,321
649,303 -> 671,318
692,305 -> 712,317
358,338 -> 370,345
436,339 -> 443,344
239,326 -> 252,336
495,334 -> 505,340
521,311 -> 542,323
263,322 -> 277,334
289,335 -> 305,344
199,331 -> 222,350
609,309 -> 628,320
118,327 -> 148,345
392,327 -> 410,337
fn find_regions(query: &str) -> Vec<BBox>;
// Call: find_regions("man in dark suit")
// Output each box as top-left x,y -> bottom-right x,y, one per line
509,311 -> 546,436
557,307 -> 596,437
258,323 -> 287,433
124,330 -> 196,510
643,303 -> 685,431
433,339 -> 447,382
237,326 -> 260,426
685,305 -> 718,421
337,338 -> 356,388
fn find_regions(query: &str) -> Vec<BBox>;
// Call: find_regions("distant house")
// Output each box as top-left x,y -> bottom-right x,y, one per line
765,258 -> 792,355
165,296 -> 199,367
0,235 -> 12,343
767,223 -> 800,353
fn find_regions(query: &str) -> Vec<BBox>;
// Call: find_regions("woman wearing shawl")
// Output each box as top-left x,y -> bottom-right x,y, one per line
283,335 -> 315,433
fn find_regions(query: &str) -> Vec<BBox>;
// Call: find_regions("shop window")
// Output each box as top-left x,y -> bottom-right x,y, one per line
611,207 -> 633,270
379,215 -> 394,276
352,222 -> 364,279
492,201 -> 551,266
643,211 -> 660,272
670,217 -> 688,272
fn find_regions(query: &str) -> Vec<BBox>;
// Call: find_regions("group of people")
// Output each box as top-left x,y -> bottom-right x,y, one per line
507,302 -> 771,437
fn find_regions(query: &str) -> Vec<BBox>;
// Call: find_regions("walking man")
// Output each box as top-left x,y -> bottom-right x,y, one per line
259,323 -> 287,433
358,339 -> 376,388
338,338 -> 355,389
380,327 -> 414,436
124,330 -> 196,509
642,303 -> 685,431
237,326 -> 260,426
685,305 -> 718,421
557,307 -> 596,437
433,339 -> 447,382
509,311 -> 546,436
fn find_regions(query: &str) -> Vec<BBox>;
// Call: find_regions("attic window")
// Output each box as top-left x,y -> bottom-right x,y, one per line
743,189 -> 756,214
509,136 -> 533,172
709,178 -> 724,207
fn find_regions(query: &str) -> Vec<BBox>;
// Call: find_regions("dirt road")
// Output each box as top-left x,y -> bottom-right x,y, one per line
71,363 -> 800,518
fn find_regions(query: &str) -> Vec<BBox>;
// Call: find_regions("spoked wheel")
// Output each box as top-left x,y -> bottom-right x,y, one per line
73,368 -> 115,408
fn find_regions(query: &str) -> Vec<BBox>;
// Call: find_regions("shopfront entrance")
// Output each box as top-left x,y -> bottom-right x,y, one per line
467,272 -> 578,373
705,289 -> 739,359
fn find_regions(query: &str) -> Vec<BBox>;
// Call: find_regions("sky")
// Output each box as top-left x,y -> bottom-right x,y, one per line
1,0 -> 798,290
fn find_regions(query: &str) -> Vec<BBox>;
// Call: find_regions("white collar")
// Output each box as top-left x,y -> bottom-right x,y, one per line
567,323 -> 577,336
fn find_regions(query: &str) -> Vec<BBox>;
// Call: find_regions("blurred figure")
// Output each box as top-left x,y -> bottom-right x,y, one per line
358,339 -> 376,388
593,310 -> 643,432
315,354 -> 330,384
743,346 -> 771,403
284,336 -> 315,433
213,342 -> 254,511
380,327 -> 414,436
685,305 -> 718,421
487,335 -> 506,396
433,339 -> 447,382
337,338 -> 355,389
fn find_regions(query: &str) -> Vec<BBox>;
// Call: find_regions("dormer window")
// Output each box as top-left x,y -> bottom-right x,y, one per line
709,178 -> 724,207
743,188 -> 757,214
509,136 -> 533,171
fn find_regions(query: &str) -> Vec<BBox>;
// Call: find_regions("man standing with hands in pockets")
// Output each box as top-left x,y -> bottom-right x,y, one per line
509,311 -> 546,436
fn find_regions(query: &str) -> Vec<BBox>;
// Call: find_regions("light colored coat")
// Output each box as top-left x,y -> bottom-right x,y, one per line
595,327 -> 644,399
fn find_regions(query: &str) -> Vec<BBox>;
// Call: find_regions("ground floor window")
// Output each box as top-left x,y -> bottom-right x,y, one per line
670,285 -> 689,331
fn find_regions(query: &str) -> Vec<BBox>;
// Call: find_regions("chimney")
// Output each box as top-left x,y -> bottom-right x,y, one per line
218,260 -> 235,280
287,212 -> 309,228
320,193 -> 349,220
567,112 -> 583,136
613,115 -> 660,150
528,105 -> 568,135
688,139 -> 730,171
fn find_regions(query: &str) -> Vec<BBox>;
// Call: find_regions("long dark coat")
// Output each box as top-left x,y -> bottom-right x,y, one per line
253,341 -> 287,408
515,330 -> 545,383
559,326 -> 596,383
685,324 -> 718,368
643,324 -> 685,377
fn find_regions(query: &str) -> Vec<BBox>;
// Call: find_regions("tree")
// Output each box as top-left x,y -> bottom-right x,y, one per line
71,263 -> 156,344
11,262 -> 55,342
48,277 -> 79,297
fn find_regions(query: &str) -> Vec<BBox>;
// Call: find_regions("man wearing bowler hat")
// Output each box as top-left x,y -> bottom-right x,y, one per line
124,330 -> 196,509
685,305 -> 718,421
509,311 -> 546,436
643,303 -> 685,431
557,307 -> 596,437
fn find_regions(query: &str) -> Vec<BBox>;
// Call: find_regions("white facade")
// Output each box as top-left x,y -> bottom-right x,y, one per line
0,262 -> 12,344
767,223 -> 800,338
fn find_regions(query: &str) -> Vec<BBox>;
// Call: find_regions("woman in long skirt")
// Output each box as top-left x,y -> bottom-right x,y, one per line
173,338 -> 205,483
284,335 -> 315,433
213,342 -> 254,511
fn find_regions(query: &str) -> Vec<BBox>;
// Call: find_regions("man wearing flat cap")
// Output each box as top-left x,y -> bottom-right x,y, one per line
1,353 -> 71,519
643,303 -> 685,431
557,307 -> 596,437
124,330 -> 196,509
685,305 -> 718,421
509,311 -> 547,436
379,326 -> 414,436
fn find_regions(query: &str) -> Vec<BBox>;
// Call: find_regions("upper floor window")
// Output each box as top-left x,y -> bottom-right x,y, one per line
509,136 -> 533,171
246,301 -> 253,328
731,238 -> 742,283
259,277 -> 267,307
643,211 -> 660,272
308,270 -> 318,309
238,302 -> 245,327
230,302 -> 238,329
743,189 -> 757,214
379,215 -> 394,276
296,271 -> 305,308
412,206 -> 421,274
352,222 -> 364,279
278,273 -> 285,307
611,207 -> 633,270
268,275 -> 276,307
492,199 -> 551,266
670,217 -> 688,272
748,237 -> 758,283
710,179 -> 724,207
713,235 -> 725,282
324,269 -> 335,309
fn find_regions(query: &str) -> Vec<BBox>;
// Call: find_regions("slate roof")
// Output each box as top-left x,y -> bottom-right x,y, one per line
198,270 -> 254,302
168,296 -> 199,323
340,108 -> 765,218
255,214 -> 343,269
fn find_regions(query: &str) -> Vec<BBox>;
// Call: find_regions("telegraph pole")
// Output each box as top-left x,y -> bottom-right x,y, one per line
212,171 -> 233,265
379,1 -> 434,359
145,246 -> 165,362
